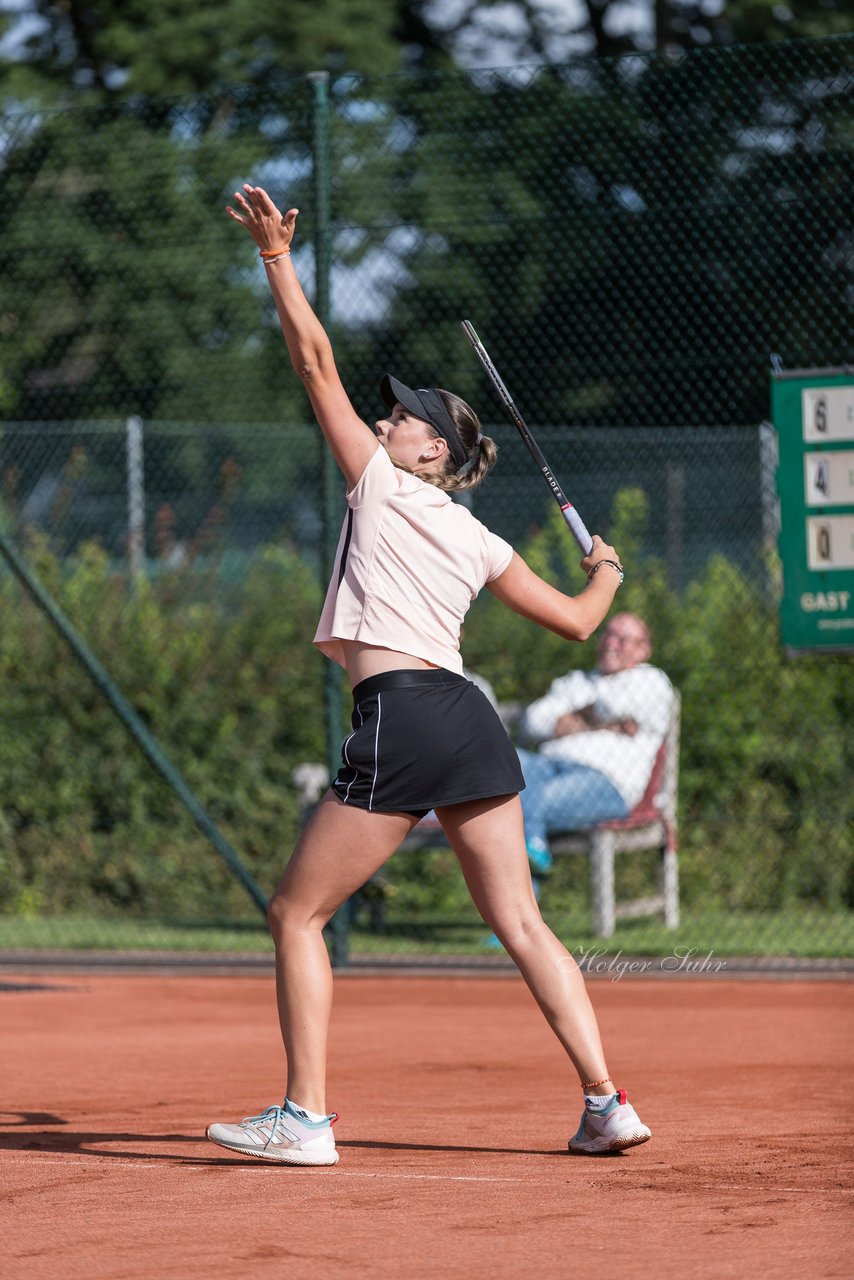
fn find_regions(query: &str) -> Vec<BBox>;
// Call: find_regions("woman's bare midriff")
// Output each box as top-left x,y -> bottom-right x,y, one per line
341,640 -> 439,687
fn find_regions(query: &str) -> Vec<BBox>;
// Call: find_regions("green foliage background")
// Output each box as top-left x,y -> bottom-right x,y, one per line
0,535 -> 325,919
2,490 -> 851,923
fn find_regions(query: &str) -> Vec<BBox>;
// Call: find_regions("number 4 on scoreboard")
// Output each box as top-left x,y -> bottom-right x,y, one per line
803,451 -> 854,507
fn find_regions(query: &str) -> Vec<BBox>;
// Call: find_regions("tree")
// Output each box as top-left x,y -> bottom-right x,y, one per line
0,0 -> 415,423
390,1 -> 854,65
328,28 -> 853,429
0,1 -> 850,428
0,0 -> 404,103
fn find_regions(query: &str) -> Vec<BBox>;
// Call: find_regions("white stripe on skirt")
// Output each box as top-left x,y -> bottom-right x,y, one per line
368,694 -> 382,811
342,706 -> 364,804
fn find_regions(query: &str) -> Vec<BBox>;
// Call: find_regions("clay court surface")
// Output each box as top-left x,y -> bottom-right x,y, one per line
2,972 -> 852,1279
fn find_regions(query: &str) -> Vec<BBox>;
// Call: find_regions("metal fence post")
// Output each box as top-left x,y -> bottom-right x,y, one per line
126,415 -> 145,585
666,462 -> 685,591
309,69 -> 350,968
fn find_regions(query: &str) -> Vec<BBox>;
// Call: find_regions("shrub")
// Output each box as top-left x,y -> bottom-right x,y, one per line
0,536 -> 324,917
1,491 -> 851,921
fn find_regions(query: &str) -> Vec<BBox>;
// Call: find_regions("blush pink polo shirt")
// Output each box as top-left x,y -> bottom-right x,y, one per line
314,445 -> 514,674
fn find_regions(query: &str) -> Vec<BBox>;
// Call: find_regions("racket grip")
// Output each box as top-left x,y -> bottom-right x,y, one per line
561,505 -> 594,557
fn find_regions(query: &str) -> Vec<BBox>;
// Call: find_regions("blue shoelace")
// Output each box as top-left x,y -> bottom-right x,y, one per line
242,1105 -> 292,1146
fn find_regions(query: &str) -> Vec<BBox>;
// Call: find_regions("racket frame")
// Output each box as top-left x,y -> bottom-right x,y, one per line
460,319 -> 593,555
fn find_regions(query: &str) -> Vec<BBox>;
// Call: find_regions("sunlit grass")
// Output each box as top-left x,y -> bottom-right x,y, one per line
0,907 -> 850,958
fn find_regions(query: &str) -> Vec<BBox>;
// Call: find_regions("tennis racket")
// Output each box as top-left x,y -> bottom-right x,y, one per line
461,320 -> 593,556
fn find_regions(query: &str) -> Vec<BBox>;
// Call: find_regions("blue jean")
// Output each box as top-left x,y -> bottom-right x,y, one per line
517,748 -> 630,849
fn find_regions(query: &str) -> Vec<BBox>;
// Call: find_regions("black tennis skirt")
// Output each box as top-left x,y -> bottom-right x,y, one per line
331,668 -> 525,819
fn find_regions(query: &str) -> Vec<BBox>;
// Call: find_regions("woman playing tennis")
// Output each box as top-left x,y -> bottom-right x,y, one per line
207,184 -> 651,1164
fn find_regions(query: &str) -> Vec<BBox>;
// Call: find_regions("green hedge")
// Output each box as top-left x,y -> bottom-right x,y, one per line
1,492 -> 852,921
0,534 -> 325,919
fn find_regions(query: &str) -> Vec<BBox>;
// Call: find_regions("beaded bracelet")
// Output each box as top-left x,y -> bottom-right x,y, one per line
581,1077 -> 614,1090
587,559 -> 624,586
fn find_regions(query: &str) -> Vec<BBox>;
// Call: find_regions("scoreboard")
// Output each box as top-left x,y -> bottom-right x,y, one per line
771,367 -> 854,654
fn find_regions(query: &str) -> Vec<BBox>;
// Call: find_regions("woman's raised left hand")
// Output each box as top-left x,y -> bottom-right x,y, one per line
226,184 -> 298,255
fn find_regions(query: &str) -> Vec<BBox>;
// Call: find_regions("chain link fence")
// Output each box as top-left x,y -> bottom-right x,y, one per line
1,36 -> 852,962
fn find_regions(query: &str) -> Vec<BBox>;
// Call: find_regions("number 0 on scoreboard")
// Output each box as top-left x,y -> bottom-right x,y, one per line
807,516 -> 854,571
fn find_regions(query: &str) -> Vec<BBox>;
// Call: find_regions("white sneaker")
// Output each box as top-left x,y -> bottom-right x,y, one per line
568,1090 -> 651,1155
206,1100 -> 339,1166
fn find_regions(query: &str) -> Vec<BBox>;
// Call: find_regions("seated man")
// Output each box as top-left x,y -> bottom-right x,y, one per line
518,613 -> 673,873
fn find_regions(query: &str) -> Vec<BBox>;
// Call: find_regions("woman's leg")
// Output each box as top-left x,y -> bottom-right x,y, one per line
267,792 -> 418,1113
436,793 -> 613,1092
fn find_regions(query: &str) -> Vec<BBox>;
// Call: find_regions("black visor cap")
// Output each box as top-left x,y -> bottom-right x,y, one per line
379,374 -> 467,468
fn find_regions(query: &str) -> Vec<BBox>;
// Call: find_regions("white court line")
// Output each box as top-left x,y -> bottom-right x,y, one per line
0,1155 -> 545,1182
2,1156 -> 853,1192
